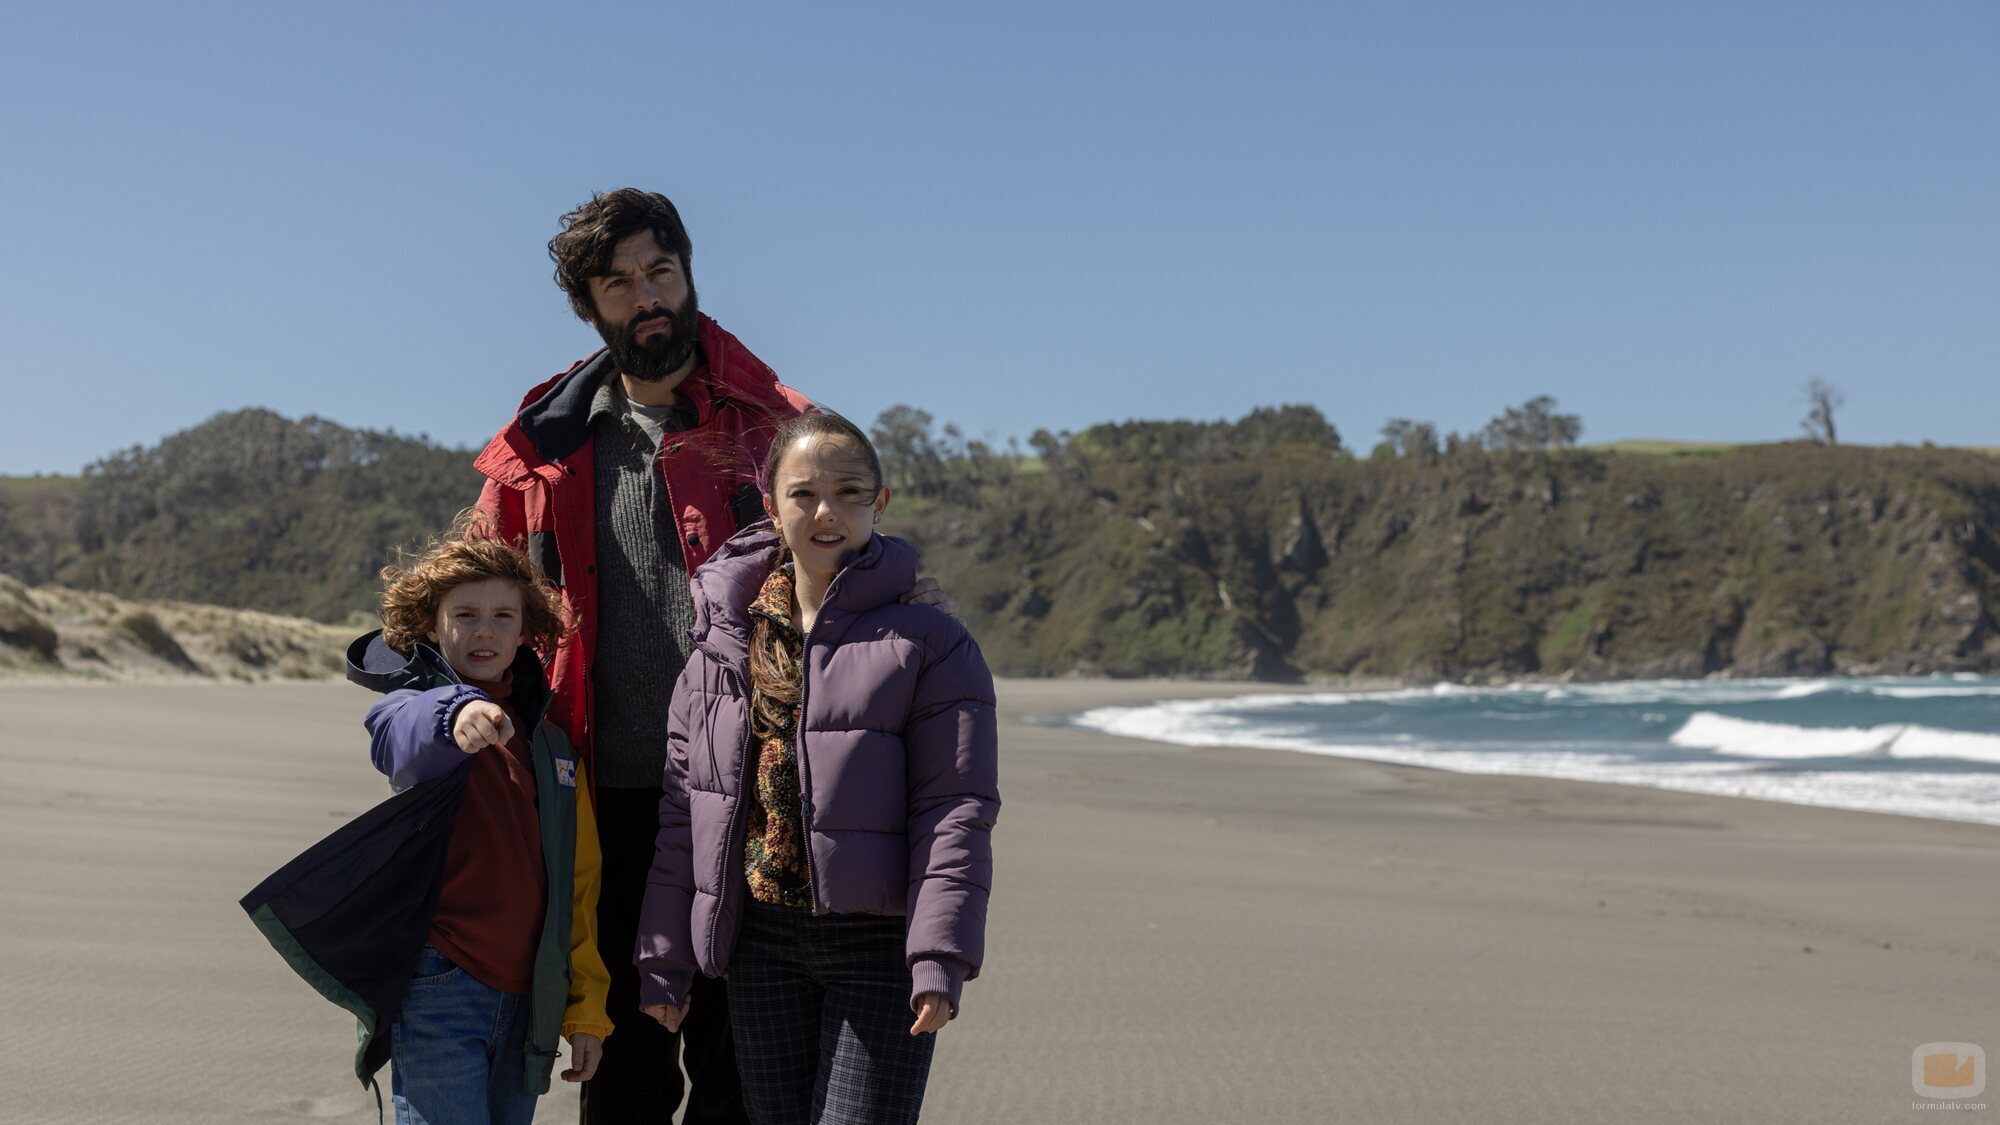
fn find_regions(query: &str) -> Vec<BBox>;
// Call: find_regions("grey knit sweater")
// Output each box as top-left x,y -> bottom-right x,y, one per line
588,378 -> 700,789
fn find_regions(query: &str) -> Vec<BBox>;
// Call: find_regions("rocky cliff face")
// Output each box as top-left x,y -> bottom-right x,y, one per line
895,444 -> 2000,681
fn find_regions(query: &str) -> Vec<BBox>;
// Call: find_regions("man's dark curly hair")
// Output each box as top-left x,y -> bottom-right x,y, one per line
549,188 -> 694,323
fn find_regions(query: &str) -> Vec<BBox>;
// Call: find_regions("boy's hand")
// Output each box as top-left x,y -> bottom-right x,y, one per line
561,1033 -> 601,1082
451,701 -> 514,754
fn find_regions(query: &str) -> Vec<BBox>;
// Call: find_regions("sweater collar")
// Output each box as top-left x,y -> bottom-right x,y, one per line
587,367 -> 702,434
463,667 -> 515,703
509,314 -> 785,466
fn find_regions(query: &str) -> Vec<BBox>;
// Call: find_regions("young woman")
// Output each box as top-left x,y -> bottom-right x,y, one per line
633,411 -> 999,1124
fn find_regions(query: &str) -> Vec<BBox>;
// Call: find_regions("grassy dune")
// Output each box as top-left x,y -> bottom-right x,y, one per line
0,574 -> 350,682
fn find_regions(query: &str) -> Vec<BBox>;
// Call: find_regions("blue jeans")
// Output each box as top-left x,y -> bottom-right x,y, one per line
390,945 -> 538,1125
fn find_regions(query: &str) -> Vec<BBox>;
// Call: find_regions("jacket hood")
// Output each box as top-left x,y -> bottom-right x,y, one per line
689,525 -> 922,664
345,629 -> 553,717
496,314 -> 797,469
346,630 -> 454,694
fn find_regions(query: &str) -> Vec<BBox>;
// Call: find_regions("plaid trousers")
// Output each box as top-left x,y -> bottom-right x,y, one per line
729,900 -> 937,1125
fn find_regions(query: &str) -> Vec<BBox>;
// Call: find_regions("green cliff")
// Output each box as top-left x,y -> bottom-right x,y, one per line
889,434 -> 2000,681
7,407 -> 1998,682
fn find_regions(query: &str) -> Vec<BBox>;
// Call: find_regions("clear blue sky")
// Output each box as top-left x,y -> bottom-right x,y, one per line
3,0 -> 1995,474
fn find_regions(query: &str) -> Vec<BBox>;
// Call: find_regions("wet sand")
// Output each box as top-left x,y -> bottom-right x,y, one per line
0,678 -> 1993,1123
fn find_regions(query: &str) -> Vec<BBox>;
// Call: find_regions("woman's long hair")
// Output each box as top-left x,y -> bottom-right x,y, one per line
746,411 -> 884,741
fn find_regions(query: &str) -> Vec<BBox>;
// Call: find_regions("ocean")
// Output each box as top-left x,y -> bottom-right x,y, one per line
1056,675 -> 2000,826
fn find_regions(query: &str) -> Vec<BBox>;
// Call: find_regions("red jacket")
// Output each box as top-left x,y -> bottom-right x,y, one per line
473,315 -> 811,773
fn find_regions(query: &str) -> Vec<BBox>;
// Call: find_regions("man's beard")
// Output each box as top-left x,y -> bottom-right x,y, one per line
599,286 -> 701,382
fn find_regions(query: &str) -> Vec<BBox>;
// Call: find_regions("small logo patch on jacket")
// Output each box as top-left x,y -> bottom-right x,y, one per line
555,759 -> 577,788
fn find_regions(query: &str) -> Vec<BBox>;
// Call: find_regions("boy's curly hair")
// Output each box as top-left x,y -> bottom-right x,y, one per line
378,511 -> 568,657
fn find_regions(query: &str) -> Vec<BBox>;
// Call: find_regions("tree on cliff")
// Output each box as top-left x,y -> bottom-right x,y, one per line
1232,404 -> 1342,455
1377,419 -> 1442,463
1074,404 -> 1341,463
871,405 -> 954,496
1484,396 -> 1583,451
1802,379 -> 1843,445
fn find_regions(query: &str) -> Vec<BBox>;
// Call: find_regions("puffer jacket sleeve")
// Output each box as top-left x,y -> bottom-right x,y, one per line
562,758 -> 615,1041
365,685 -> 488,792
903,621 -> 1001,1015
633,658 -> 703,1009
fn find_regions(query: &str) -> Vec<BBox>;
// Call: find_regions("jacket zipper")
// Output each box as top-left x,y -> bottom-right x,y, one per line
792,569 -> 845,917
703,555 -> 850,948
706,657 -> 757,968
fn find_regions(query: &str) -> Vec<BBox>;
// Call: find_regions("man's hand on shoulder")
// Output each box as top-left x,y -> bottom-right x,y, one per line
900,576 -> 959,618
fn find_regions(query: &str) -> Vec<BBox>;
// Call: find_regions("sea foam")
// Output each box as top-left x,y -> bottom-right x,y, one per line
1056,677 -> 2000,825
1671,712 -> 2000,764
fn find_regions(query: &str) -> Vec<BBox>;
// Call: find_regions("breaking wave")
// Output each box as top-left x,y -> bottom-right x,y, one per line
1670,713 -> 2000,764
1055,675 -> 2000,826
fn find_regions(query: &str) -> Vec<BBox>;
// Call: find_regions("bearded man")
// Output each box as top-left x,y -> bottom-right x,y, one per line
473,189 -> 948,1124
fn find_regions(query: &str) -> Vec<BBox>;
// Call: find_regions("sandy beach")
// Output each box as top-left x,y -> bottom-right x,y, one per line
1,677 -> 1994,1124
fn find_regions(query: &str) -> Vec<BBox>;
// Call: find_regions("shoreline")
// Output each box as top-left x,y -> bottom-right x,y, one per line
997,676 -> 2000,840
1029,676 -> 2000,831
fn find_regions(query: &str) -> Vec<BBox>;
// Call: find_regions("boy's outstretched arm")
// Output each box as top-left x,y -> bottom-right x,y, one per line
364,685 -> 489,792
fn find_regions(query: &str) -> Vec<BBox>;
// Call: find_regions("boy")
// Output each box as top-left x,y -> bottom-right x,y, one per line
243,524 -> 613,1124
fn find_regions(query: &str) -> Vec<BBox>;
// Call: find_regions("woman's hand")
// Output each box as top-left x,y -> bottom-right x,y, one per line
561,1033 -> 601,1082
642,1000 -> 691,1033
451,700 -> 514,753
909,993 -> 951,1035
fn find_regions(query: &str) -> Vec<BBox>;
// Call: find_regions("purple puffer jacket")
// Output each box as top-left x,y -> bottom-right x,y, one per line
635,527 -> 999,1014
